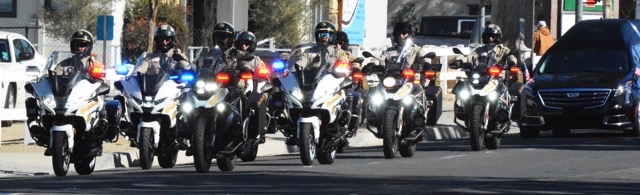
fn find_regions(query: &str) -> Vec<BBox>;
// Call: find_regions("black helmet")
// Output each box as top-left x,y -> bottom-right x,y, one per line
335,31 -> 349,50
392,22 -> 413,46
234,31 -> 257,53
212,22 -> 235,49
70,30 -> 94,55
314,21 -> 336,45
154,24 -> 177,52
482,24 -> 502,44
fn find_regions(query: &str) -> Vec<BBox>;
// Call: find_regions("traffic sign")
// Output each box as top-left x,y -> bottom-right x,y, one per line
97,15 -> 114,41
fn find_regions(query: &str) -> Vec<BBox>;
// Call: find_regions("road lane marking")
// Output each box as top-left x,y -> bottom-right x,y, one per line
440,155 -> 466,159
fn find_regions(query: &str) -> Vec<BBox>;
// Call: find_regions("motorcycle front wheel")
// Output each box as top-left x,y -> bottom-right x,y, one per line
317,136 -> 336,164
158,147 -> 178,168
382,109 -> 399,159
138,127 -> 155,169
216,155 -> 235,171
469,105 -> 486,151
52,131 -> 70,176
193,118 -> 214,173
74,156 -> 96,175
299,123 -> 316,165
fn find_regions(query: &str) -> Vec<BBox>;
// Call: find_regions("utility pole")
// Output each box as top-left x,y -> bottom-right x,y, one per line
603,0 -> 613,18
576,0 -> 583,23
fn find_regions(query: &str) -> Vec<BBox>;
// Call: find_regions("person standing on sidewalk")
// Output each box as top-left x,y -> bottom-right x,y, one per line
533,20 -> 554,56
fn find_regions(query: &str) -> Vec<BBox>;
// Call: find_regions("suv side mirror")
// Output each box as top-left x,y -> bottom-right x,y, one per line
18,53 -> 33,62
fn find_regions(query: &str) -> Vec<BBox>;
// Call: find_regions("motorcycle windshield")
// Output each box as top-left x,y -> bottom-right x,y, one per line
49,68 -> 85,97
137,71 -> 169,96
296,66 -> 326,90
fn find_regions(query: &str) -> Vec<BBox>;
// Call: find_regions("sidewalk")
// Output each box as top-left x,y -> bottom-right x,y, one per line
0,94 -> 467,177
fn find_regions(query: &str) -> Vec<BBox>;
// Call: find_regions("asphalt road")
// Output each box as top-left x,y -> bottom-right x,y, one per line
1,128 -> 640,194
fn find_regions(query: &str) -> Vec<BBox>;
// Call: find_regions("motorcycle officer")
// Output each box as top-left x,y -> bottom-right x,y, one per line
26,30 -> 109,143
288,21 -> 344,70
452,24 -> 518,94
373,22 -> 430,119
133,24 -> 191,75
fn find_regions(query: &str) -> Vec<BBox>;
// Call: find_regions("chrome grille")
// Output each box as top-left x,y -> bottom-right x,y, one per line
538,88 -> 611,109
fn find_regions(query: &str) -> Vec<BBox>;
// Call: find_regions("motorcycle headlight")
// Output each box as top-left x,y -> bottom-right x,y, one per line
182,102 -> 193,113
487,91 -> 498,101
371,94 -> 384,105
195,80 -> 205,88
459,90 -> 470,100
402,96 -> 413,105
43,96 -> 56,108
205,83 -> 219,92
471,73 -> 480,84
292,90 -> 303,100
382,77 -> 398,88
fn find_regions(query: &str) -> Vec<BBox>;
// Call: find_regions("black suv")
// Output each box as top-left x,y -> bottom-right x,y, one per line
519,19 -> 640,138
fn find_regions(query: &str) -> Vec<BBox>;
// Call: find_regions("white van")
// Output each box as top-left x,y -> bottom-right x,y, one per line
0,31 -> 46,126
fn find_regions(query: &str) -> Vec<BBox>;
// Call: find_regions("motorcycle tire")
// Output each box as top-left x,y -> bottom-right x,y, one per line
382,109 -> 399,159
624,101 -> 640,137
216,156 -> 235,171
240,144 -> 258,162
317,143 -> 336,164
299,123 -> 316,165
469,105 -> 486,151
74,156 -> 96,175
485,133 -> 501,150
52,131 -> 70,176
138,127 -> 155,169
399,143 -> 416,157
158,148 -> 178,168
193,118 -> 214,173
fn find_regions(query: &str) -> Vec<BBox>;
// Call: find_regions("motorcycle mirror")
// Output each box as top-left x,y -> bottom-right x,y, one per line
97,83 -> 110,96
452,48 -> 463,55
261,83 -> 273,92
26,65 -> 41,78
352,57 -> 365,64
423,52 -> 437,59
340,79 -> 353,89
449,60 -> 462,69
362,51 -> 375,58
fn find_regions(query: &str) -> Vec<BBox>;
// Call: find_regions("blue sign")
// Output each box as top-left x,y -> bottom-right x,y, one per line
341,0 -> 365,45
97,15 -> 114,41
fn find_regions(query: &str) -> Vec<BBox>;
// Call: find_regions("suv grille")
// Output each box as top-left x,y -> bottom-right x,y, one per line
538,88 -> 611,109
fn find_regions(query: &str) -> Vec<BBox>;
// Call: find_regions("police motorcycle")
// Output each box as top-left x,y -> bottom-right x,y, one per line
361,45 -> 437,159
277,58 -> 357,165
24,51 -> 114,176
179,54 -> 272,172
449,47 -> 519,151
112,52 -> 194,169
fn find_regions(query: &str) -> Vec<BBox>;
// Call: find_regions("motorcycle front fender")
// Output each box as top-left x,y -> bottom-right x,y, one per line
138,121 -> 161,147
297,116 -> 320,143
50,124 -> 74,152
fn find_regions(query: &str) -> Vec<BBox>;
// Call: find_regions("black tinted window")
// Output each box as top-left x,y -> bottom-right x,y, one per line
538,50 -> 629,74
0,39 -> 9,62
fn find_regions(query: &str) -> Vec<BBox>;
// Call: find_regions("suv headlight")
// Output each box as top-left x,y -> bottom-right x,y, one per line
614,81 -> 632,97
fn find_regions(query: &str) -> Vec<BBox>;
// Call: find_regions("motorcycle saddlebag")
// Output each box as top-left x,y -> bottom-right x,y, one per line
424,85 -> 442,126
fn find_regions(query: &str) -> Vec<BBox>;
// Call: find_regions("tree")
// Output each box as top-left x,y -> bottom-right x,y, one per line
491,0 -> 522,50
41,0 -> 114,41
248,0 -> 309,48
389,0 -> 419,31
123,0 -> 189,58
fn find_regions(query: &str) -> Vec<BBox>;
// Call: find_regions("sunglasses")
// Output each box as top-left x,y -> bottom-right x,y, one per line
317,32 -> 331,39
73,41 -> 90,47
238,41 -> 252,46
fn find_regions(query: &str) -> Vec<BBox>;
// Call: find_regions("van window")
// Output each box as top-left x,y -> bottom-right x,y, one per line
0,40 -> 9,62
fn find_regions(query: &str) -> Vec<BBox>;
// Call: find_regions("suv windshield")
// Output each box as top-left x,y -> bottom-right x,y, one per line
0,39 -> 10,62
537,50 -> 629,74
